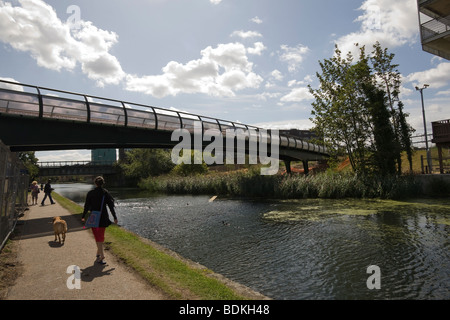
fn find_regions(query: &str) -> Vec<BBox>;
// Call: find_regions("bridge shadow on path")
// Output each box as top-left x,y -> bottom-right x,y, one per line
15,211 -> 85,243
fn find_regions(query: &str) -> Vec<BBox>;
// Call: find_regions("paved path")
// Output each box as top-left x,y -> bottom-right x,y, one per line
6,199 -> 167,300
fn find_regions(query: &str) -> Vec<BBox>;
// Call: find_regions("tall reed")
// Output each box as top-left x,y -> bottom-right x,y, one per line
139,170 -> 423,200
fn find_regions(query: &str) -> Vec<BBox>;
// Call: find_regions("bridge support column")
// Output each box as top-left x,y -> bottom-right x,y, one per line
284,160 -> 291,174
302,160 -> 309,175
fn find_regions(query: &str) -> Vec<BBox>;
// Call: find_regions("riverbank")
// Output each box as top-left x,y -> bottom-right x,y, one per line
49,192 -> 268,300
1,195 -> 167,300
138,170 -> 450,199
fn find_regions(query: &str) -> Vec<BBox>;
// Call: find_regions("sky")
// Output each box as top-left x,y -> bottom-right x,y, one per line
0,0 -> 449,162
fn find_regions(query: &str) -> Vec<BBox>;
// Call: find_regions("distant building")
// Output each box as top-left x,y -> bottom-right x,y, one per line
91,149 -> 116,165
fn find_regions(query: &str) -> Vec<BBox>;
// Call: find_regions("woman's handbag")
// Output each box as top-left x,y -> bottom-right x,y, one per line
84,195 -> 105,228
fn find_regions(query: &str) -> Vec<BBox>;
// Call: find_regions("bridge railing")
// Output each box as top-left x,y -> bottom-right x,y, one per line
0,79 -> 328,156
37,161 -> 115,167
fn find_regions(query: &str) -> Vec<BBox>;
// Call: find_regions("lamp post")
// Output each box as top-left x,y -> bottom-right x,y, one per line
415,84 -> 432,173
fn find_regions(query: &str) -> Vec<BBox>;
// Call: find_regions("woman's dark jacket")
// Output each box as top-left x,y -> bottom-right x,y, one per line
82,187 -> 117,227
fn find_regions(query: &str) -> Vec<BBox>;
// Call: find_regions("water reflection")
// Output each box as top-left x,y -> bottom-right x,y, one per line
54,184 -> 450,299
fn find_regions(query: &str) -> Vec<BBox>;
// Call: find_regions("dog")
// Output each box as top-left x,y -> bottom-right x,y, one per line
52,216 -> 68,244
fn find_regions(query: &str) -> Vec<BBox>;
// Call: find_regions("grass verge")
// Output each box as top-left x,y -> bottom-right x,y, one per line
51,192 -> 263,300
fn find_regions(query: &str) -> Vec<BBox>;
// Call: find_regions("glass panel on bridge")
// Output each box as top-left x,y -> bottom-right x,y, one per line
89,102 -> 126,126
154,109 -> 181,131
217,120 -> 235,135
200,117 -> 221,134
179,114 -> 200,133
0,89 -> 40,117
41,96 -> 88,121
125,106 -> 156,129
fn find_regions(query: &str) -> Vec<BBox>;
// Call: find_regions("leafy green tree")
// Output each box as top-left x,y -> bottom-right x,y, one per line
370,42 -> 414,173
309,45 -> 372,175
171,150 -> 208,176
309,43 -> 413,176
18,151 -> 39,181
364,83 -> 396,175
120,149 -> 175,179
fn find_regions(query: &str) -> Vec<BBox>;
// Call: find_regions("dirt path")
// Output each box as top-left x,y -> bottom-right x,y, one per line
4,199 -> 168,300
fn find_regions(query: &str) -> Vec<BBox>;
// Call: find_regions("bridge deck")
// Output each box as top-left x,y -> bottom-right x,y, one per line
0,80 -> 328,162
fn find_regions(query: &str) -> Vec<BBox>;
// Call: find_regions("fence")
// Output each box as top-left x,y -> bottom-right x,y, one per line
0,139 -> 29,251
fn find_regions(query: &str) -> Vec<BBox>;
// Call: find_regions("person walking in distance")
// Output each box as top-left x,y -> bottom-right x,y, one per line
41,179 -> 55,205
30,180 -> 40,205
81,176 -> 118,264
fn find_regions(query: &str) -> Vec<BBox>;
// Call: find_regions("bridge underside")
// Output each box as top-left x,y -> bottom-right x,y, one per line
0,115 -> 327,163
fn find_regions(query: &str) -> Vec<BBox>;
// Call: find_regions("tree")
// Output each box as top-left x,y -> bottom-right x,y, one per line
364,83 -> 396,175
171,150 -> 208,176
370,42 -> 414,173
309,45 -> 373,175
120,149 -> 175,179
18,151 -> 39,181
309,43 -> 414,176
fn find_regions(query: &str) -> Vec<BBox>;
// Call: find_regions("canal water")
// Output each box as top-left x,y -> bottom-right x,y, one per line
54,183 -> 450,300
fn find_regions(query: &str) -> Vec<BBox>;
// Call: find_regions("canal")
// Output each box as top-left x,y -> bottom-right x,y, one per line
54,183 -> 450,300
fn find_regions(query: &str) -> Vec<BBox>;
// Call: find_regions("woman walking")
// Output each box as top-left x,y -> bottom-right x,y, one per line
30,181 -> 40,205
81,176 -> 118,264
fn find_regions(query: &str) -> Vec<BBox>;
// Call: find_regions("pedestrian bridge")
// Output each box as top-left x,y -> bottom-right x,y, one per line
37,161 -> 118,176
0,80 -> 329,167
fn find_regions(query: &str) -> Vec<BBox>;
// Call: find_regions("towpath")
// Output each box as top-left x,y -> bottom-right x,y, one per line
5,198 -> 167,300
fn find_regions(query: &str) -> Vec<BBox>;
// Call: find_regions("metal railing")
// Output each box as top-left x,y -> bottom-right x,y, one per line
37,161 -> 115,167
0,79 -> 329,156
0,139 -> 29,251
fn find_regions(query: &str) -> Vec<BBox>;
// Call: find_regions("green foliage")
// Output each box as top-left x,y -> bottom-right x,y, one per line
364,83 -> 396,175
139,170 -> 423,200
18,151 -> 39,181
309,42 -> 414,176
119,149 -> 175,179
171,150 -> 208,176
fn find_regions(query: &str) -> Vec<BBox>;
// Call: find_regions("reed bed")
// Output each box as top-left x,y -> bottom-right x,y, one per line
139,170 -> 422,200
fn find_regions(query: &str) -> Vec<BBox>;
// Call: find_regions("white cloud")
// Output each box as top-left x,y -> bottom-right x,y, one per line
406,62 -> 450,89
437,89 -> 450,96
210,0 -> 222,4
279,44 -> 310,73
280,87 -> 313,102
126,42 -> 263,98
334,0 -> 419,57
250,16 -> 263,24
247,42 -> 266,55
0,0 -> 265,98
231,30 -> 263,39
0,77 -> 23,91
271,70 -> 283,81
253,119 -> 313,130
0,0 -> 125,87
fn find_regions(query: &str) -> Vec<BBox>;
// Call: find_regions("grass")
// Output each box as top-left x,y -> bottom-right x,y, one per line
139,169 -> 424,200
51,192 -> 258,300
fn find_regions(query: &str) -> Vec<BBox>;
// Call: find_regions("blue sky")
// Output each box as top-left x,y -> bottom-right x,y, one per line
0,0 -> 449,161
